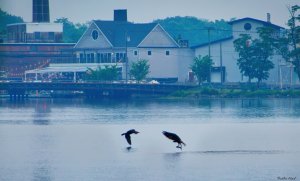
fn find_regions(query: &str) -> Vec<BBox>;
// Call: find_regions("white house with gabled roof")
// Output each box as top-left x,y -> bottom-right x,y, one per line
192,17 -> 299,85
71,10 -> 193,83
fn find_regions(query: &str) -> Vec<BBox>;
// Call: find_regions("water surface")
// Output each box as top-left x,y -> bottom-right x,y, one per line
0,98 -> 299,181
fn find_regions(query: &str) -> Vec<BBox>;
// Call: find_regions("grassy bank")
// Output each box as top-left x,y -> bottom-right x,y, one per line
168,87 -> 300,99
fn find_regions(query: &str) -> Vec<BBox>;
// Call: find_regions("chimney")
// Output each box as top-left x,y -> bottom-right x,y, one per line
33,0 -> 50,23
267,13 -> 271,23
114,9 -> 127,22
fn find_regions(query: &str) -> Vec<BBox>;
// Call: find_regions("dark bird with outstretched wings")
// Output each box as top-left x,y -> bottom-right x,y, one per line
121,129 -> 139,145
162,131 -> 186,150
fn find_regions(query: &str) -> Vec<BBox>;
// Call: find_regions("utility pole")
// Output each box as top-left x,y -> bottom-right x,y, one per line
220,42 -> 223,84
208,28 -> 211,58
279,61 -> 282,89
125,32 -> 130,84
207,27 -> 214,83
290,63 -> 294,88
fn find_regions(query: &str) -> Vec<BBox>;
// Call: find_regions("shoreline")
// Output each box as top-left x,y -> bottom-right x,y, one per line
1,88 -> 300,100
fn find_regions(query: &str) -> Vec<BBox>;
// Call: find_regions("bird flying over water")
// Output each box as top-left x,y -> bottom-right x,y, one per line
121,129 -> 139,146
162,131 -> 186,150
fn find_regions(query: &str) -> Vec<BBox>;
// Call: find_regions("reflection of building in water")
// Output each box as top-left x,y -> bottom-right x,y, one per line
33,99 -> 51,125
32,159 -> 52,181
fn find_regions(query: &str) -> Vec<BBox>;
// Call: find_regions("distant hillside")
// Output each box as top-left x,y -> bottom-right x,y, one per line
0,8 -> 24,37
54,17 -> 87,43
153,16 -> 232,47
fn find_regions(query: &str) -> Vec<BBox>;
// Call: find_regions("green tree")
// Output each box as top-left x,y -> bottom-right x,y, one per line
130,59 -> 150,83
85,65 -> 118,81
54,17 -> 87,43
233,34 -> 256,82
254,27 -> 275,86
287,5 -> 300,80
234,27 -> 275,87
190,55 -> 213,85
0,9 -> 24,39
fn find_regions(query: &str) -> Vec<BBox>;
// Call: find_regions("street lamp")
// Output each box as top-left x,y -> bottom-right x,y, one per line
125,33 -> 130,83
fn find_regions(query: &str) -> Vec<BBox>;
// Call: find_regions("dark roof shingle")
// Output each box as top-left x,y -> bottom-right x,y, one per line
94,21 -> 157,47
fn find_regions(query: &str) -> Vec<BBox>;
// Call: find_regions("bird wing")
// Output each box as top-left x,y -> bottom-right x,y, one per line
125,134 -> 131,145
163,131 -> 176,141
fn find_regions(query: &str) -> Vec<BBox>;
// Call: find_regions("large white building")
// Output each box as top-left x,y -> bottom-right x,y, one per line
192,17 -> 299,85
69,10 -> 193,83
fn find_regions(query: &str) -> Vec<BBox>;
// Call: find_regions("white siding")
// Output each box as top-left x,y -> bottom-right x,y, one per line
75,23 -> 112,49
177,48 -> 195,82
26,23 -> 63,33
136,48 -> 178,79
127,48 -> 193,82
138,25 -> 178,48
194,39 -> 244,83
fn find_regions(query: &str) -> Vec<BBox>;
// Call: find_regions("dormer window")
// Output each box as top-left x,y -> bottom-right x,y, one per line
92,30 -> 99,40
244,23 -> 252,31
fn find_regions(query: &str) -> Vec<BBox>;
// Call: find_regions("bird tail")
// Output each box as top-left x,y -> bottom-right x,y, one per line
181,141 -> 186,146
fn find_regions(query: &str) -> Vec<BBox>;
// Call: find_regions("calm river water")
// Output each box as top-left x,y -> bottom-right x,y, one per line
0,98 -> 300,181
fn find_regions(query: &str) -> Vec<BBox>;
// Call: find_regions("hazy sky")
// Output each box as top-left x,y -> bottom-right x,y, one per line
0,0 -> 299,27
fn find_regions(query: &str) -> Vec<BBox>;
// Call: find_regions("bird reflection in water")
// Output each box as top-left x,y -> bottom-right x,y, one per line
33,100 -> 51,125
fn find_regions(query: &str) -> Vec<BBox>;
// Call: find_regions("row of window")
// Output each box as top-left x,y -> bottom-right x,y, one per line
135,50 -> 170,56
79,50 -> 171,63
79,53 -> 126,63
34,32 -> 55,40
148,50 -> 170,56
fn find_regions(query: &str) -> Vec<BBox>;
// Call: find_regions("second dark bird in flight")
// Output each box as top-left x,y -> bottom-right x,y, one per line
162,131 -> 186,150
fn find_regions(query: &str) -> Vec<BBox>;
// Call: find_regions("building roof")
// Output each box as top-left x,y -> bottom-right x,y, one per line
25,63 -> 123,74
191,17 -> 284,49
93,21 -> 157,47
191,36 -> 233,49
228,17 -> 284,30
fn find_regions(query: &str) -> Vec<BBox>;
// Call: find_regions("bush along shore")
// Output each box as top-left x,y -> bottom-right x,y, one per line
167,87 -> 300,99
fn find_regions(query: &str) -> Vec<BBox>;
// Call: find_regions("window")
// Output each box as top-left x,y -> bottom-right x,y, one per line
48,32 -> 54,40
100,54 -> 104,63
92,30 -> 99,40
166,51 -> 170,56
108,53 -> 112,62
148,51 -> 152,56
97,53 -> 101,63
91,53 -> 95,63
103,54 -> 108,63
244,23 -> 252,31
79,53 -> 84,62
134,50 -> 138,56
87,54 -> 91,63
34,32 -> 41,40
80,53 -> 85,63
116,53 -> 126,62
